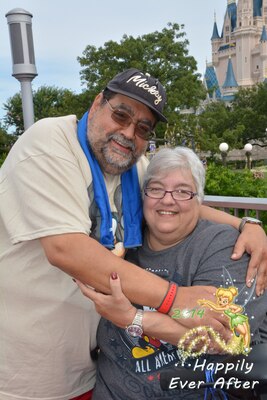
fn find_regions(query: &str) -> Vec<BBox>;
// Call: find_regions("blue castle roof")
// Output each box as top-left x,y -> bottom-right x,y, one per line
222,57 -> 238,88
260,25 -> 267,42
211,21 -> 220,40
227,2 -> 237,31
204,65 -> 221,99
253,0 -> 262,16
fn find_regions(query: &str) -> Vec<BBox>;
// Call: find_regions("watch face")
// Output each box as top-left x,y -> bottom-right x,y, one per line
126,324 -> 143,337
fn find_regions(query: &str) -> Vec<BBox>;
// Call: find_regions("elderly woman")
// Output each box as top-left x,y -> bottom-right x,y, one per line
77,147 -> 267,400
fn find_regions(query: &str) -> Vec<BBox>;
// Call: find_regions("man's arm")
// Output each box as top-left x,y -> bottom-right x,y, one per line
40,232 -> 229,336
200,205 -> 267,295
40,232 -> 168,306
75,275 -> 230,346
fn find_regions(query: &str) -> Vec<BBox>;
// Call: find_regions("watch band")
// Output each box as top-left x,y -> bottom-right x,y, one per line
239,217 -> 262,233
125,309 -> 144,337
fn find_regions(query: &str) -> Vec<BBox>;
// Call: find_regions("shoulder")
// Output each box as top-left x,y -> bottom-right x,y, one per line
195,219 -> 239,243
188,220 -> 240,260
136,155 -> 149,187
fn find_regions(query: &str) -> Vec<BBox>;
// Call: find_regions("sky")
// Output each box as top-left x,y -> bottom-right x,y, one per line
0,0 -> 227,124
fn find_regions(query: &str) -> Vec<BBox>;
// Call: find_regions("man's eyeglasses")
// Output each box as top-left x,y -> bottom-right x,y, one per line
144,188 -> 198,201
105,99 -> 155,141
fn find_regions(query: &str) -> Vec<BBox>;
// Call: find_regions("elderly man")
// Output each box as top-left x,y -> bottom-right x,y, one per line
0,69 -> 266,400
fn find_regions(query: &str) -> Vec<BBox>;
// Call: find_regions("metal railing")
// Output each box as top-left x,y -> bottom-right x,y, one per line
203,196 -> 267,219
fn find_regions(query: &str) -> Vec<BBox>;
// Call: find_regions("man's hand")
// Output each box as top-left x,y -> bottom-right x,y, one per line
231,224 -> 267,296
170,286 -> 232,342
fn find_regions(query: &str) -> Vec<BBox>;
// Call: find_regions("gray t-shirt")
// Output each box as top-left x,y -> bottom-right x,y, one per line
93,220 -> 267,399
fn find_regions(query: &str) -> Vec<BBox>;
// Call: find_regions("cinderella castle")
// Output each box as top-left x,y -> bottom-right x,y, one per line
204,0 -> 267,102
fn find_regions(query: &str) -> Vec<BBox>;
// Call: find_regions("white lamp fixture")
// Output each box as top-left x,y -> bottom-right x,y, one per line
219,142 -> 229,152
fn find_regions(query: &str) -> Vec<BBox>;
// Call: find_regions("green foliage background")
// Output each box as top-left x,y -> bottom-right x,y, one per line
205,163 -> 267,231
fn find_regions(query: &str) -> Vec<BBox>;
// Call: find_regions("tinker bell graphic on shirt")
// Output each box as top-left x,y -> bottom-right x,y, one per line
198,286 -> 251,352
177,266 -> 256,361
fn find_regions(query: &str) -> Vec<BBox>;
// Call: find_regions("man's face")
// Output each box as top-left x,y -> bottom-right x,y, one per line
87,93 -> 156,175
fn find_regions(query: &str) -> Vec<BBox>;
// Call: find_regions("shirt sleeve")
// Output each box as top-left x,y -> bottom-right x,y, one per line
1,150 -> 91,244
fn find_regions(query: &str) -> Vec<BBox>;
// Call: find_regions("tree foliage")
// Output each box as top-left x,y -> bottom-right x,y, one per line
0,124 -> 16,166
3,86 -> 91,136
205,163 -> 267,198
194,82 -> 267,152
78,22 -> 206,134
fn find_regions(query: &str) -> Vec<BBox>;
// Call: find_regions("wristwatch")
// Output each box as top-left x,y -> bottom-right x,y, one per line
239,217 -> 262,233
125,309 -> 144,337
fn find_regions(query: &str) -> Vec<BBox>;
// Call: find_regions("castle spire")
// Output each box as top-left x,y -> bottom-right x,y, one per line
222,57 -> 238,88
211,20 -> 220,40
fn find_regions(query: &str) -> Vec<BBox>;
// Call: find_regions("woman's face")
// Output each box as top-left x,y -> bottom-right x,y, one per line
143,168 -> 200,250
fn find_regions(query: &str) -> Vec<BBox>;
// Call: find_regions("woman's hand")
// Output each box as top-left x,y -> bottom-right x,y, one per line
231,224 -> 267,296
75,273 -> 136,328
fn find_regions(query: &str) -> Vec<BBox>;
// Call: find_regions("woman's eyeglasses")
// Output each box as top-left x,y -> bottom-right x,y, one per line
105,99 -> 155,141
144,188 -> 198,201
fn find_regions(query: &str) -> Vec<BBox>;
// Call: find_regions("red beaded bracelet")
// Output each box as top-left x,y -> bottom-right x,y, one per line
156,282 -> 178,314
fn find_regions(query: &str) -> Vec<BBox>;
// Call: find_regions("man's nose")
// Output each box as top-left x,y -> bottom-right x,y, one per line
120,123 -> 136,140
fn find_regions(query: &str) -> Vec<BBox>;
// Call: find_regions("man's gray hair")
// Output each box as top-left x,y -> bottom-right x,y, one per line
143,146 -> 206,203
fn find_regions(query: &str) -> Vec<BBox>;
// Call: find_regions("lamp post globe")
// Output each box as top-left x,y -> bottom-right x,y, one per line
244,143 -> 253,152
219,142 -> 229,166
244,143 -> 253,169
219,142 -> 229,153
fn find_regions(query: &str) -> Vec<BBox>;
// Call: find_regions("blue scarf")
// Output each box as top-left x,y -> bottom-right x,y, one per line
77,111 -> 143,249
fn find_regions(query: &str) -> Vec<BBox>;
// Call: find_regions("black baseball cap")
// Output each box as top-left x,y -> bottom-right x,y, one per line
105,68 -> 167,122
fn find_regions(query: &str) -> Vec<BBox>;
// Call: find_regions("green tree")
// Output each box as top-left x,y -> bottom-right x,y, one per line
196,82 -> 267,153
78,22 -> 206,138
231,82 -> 267,146
0,124 -> 16,166
196,102 -> 243,154
3,86 -> 90,136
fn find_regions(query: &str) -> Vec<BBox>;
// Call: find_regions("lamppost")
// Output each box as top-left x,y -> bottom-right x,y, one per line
6,8 -> 38,130
219,142 -> 229,166
244,143 -> 253,169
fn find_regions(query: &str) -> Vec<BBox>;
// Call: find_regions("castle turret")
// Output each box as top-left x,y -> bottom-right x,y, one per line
211,13 -> 222,66
222,57 -> 239,101
260,25 -> 267,80
235,0 -> 255,86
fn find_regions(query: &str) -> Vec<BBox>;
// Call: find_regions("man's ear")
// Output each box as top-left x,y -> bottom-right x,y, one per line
88,93 -> 104,120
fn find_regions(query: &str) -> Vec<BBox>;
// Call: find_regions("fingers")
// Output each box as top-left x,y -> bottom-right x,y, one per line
231,239 -> 246,261
254,264 -> 267,296
74,279 -> 98,301
109,272 -> 124,298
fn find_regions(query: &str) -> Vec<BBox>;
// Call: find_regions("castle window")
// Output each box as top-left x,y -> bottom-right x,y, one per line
226,26 -> 229,32
226,36 -> 229,43
239,22 -> 242,27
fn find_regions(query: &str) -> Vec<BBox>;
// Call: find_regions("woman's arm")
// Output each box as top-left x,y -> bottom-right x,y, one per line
200,205 -> 267,295
75,274 -> 188,346
75,274 -> 233,347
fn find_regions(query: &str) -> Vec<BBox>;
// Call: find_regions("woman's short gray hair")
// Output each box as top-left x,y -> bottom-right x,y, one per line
143,146 -> 206,203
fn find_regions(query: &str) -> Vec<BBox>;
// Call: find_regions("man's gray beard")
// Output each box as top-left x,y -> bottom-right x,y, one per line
90,133 -> 144,175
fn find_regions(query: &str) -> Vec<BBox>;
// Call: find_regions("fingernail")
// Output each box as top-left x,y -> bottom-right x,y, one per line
72,278 -> 76,283
111,272 -> 118,280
